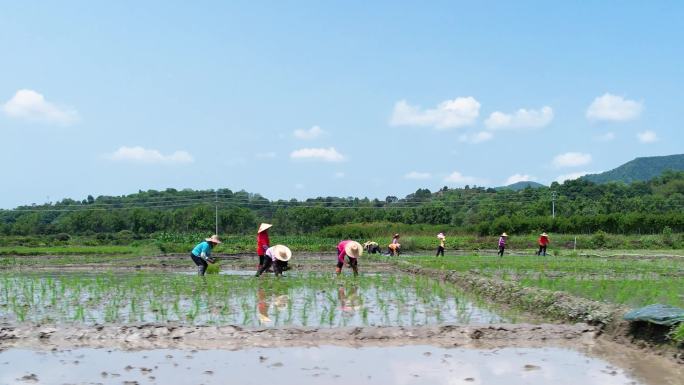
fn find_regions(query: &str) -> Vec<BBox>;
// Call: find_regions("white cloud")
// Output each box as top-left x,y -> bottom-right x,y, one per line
295,183 -> 305,190
389,97 -> 480,130
2,89 -> 79,125
293,125 -> 324,140
485,106 -> 554,130
255,152 -> 277,159
594,132 -> 616,142
107,146 -> 194,164
458,131 -> 493,144
290,147 -> 345,162
553,152 -> 592,168
404,171 -> 432,180
334,172 -> 345,179
443,171 -> 487,186
505,174 -> 537,185
556,171 -> 589,183
586,93 -> 643,121
637,130 -> 658,143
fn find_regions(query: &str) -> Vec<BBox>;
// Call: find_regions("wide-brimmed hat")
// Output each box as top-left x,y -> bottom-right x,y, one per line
501,232 -> 508,237
205,234 -> 222,244
258,223 -> 272,233
437,232 -> 445,239
540,232 -> 548,237
363,241 -> 377,247
344,241 -> 363,259
272,245 -> 292,262
393,233 -> 400,238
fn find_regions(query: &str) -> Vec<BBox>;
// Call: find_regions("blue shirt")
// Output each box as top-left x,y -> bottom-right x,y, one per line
192,241 -> 212,257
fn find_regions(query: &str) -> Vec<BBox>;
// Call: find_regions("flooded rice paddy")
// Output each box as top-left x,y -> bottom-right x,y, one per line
0,272 -> 521,327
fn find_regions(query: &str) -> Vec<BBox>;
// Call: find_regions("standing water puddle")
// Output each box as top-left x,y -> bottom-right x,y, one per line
1,345 -> 680,385
0,272 -> 526,327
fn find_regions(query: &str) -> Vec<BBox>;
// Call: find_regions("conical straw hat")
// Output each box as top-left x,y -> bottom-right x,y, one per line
272,245 -> 292,262
258,223 -> 272,233
205,234 -> 222,244
344,241 -> 363,259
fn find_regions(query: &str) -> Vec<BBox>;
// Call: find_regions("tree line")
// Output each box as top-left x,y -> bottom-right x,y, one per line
1,171 -> 682,236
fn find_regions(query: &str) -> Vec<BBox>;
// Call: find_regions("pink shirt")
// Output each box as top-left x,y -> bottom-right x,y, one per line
337,240 -> 354,263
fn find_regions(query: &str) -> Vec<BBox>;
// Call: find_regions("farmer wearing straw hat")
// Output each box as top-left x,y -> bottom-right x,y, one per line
363,241 -> 382,254
190,235 -> 221,276
536,232 -> 550,256
497,233 -> 508,257
256,223 -> 272,271
436,232 -> 446,257
336,240 -> 362,276
388,233 -> 401,256
255,245 -> 292,277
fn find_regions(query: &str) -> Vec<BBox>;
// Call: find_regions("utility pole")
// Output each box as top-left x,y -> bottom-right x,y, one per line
551,191 -> 557,219
214,190 -> 219,235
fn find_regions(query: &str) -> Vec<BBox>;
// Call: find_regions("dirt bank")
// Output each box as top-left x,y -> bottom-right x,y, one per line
0,323 -> 596,350
395,261 -> 684,364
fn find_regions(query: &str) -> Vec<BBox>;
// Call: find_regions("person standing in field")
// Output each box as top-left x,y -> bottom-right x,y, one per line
537,232 -> 550,256
256,223 -> 272,271
436,232 -> 446,257
336,240 -> 363,276
388,233 -> 401,256
190,235 -> 221,276
497,232 -> 507,256
255,245 -> 292,277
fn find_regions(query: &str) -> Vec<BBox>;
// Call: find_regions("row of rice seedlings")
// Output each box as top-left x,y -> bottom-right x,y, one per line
0,272 -> 507,326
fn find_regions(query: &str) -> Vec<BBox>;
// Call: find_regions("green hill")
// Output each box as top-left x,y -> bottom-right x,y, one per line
496,181 -> 546,191
582,154 -> 684,184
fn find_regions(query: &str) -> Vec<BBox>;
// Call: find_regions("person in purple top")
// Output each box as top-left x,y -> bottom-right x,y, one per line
497,232 -> 508,257
336,240 -> 362,276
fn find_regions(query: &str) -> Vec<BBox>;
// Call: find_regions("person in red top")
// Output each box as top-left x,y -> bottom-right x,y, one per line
257,223 -> 272,270
537,232 -> 550,256
336,240 -> 362,276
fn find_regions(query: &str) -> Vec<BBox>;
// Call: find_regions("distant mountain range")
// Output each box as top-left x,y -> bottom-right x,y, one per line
581,154 -> 684,184
495,154 -> 684,190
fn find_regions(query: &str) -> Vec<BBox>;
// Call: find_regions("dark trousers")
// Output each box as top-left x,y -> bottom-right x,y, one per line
537,245 -> 547,256
190,253 -> 208,276
256,258 -> 288,277
258,254 -> 267,266
498,246 -> 505,256
436,246 -> 445,257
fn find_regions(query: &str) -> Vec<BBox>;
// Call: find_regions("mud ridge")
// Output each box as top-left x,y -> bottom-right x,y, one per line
395,261 -> 684,364
0,323 -> 596,350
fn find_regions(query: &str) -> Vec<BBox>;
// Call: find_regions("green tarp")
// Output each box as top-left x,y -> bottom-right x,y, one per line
623,304 -> 684,326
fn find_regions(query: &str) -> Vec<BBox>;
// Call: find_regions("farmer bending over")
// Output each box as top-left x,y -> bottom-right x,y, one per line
190,235 -> 221,276
363,241 -> 382,254
255,245 -> 292,277
336,240 -> 362,276
388,233 -> 401,256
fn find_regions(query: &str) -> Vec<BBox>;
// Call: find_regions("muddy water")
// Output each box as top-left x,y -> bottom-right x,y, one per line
1,344 -> 679,385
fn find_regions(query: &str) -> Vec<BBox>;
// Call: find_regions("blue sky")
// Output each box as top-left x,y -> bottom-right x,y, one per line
1,1 -> 682,208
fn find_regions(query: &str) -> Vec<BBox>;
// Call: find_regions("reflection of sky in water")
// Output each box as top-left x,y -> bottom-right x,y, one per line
0,346 -> 655,385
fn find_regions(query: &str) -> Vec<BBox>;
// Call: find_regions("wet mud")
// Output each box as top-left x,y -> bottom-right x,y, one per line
0,323 -> 596,350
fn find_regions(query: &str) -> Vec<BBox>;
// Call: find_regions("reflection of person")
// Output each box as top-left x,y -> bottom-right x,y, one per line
255,245 -> 292,277
363,241 -> 382,254
497,233 -> 507,257
338,286 -> 360,312
336,240 -> 362,276
257,288 -> 271,323
190,235 -> 221,276
436,232 -> 445,257
257,287 -> 290,324
536,232 -> 550,256
388,233 -> 401,256
256,223 -> 272,271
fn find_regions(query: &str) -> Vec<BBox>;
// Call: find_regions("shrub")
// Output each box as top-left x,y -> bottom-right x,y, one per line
591,230 -> 607,248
